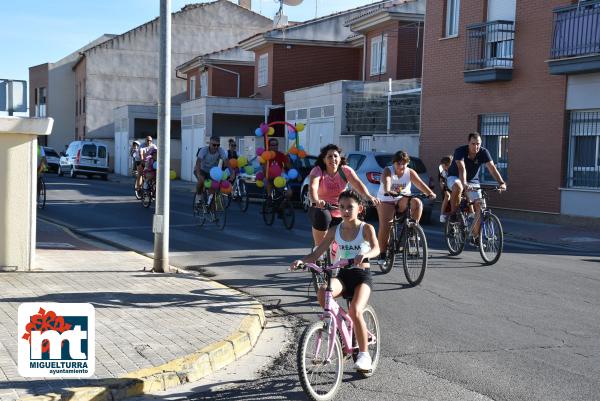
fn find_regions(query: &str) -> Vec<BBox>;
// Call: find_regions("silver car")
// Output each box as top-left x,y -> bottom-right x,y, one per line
301,151 -> 434,223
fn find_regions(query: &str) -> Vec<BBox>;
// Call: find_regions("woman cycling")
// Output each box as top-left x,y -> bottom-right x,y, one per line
376,150 -> 436,260
308,144 -> 378,249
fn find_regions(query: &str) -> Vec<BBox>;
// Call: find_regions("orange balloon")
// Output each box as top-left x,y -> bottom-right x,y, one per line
298,150 -> 307,158
229,158 -> 238,169
289,146 -> 298,155
263,151 -> 274,161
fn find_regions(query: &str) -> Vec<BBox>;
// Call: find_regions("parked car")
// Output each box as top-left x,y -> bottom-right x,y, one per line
42,146 -> 61,173
243,154 -> 317,206
58,140 -> 109,180
300,151 -> 435,223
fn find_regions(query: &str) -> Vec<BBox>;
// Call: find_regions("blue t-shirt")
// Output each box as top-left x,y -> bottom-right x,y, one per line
447,145 -> 492,184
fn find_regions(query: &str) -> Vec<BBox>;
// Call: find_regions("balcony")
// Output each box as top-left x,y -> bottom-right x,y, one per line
549,0 -> 600,75
464,20 -> 515,83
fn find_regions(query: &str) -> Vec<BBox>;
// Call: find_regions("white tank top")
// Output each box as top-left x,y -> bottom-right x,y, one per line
377,165 -> 412,202
334,223 -> 371,264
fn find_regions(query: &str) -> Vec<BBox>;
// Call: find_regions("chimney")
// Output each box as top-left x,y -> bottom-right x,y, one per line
239,0 -> 251,10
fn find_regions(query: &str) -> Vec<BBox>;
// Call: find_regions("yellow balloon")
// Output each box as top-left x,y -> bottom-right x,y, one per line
296,122 -> 305,132
169,170 -> 177,180
237,156 -> 248,168
258,156 -> 265,164
267,127 -> 275,136
256,180 -> 264,188
274,176 -> 286,188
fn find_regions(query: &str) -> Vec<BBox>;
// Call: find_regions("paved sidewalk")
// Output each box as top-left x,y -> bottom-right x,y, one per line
0,220 -> 265,401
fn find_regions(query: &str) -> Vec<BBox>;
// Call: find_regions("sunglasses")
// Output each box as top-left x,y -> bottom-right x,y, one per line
210,143 -> 220,147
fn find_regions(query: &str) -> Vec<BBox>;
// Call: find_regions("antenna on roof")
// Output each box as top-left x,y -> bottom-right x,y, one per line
273,0 -> 303,27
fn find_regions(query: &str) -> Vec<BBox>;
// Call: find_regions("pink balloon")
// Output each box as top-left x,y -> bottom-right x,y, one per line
211,180 -> 220,189
256,171 -> 265,181
269,164 -> 282,178
260,123 -> 268,134
256,147 -> 264,156
220,180 -> 231,189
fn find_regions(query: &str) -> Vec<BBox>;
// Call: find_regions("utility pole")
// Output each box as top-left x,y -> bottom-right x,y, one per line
153,0 -> 171,273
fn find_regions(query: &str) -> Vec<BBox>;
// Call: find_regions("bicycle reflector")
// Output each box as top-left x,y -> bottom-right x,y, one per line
366,172 -> 381,184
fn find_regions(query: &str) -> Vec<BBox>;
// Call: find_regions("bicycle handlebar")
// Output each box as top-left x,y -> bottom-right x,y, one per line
384,192 -> 431,199
295,259 -> 354,273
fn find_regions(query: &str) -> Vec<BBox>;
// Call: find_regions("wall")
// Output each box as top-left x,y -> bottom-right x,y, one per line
253,45 -> 274,100
74,57 -> 86,140
209,64 -> 255,97
83,1 -> 272,141
420,0 -> 568,213
28,64 -> 49,118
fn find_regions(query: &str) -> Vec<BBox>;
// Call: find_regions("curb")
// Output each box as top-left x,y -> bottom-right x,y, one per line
27,219 -> 267,401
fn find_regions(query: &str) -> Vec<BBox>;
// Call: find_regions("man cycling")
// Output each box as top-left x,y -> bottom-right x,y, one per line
194,136 -> 231,195
263,137 -> 291,198
37,145 -> 47,199
447,132 -> 507,242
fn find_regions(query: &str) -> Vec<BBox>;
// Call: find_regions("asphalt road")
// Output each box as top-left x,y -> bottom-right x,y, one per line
39,175 -> 600,401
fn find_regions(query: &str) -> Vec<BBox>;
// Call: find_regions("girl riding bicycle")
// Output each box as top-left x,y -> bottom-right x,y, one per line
292,189 -> 380,371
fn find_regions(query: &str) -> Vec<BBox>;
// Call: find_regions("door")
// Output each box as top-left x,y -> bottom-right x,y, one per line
306,119 -> 334,156
80,144 -> 97,168
181,128 -> 193,181
97,145 -> 108,169
191,128 -> 205,183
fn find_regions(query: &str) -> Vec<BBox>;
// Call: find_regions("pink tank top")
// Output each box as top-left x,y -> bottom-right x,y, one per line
309,165 -> 352,218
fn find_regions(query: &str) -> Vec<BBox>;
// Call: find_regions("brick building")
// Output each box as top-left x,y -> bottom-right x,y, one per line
420,0 -> 600,218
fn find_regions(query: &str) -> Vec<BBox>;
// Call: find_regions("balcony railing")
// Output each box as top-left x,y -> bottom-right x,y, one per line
551,0 -> 600,59
464,20 -> 514,82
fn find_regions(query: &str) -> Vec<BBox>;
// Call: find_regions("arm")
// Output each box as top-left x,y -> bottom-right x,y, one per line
486,161 -> 507,191
308,174 -> 324,207
381,167 -> 392,193
457,160 -> 467,187
290,228 -> 336,269
354,224 -> 380,266
346,167 -> 380,205
194,157 -> 202,178
409,169 -> 436,199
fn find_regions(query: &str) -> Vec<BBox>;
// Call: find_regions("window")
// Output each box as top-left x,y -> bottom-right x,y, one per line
82,144 -> 96,157
479,113 -> 509,183
98,146 -> 107,158
347,154 -> 366,170
258,53 -> 268,87
568,110 -> 600,188
445,0 -> 460,37
370,36 -> 387,75
200,72 -> 208,97
190,76 -> 196,100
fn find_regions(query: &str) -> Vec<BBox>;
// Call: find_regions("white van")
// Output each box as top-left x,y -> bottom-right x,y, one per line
58,140 -> 109,180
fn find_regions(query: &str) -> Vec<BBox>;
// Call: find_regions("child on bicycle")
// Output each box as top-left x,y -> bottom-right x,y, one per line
438,155 -> 452,223
291,189 -> 379,371
143,147 -> 157,190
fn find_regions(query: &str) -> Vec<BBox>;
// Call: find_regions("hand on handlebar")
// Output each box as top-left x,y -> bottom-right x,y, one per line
289,260 -> 305,271
366,195 -> 380,206
353,254 -> 365,266
498,182 -> 507,192
427,193 -> 437,201
312,199 -> 326,208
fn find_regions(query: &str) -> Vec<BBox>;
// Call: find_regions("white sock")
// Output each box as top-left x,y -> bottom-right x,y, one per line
358,352 -> 369,358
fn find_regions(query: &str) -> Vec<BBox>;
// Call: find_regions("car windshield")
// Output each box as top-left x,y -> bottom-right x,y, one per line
44,148 -> 59,157
375,154 -> 427,174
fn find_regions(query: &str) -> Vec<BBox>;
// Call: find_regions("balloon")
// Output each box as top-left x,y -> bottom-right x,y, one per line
244,165 -> 254,175
256,147 -> 264,156
229,158 -> 238,169
204,179 -> 212,189
267,127 -> 275,136
260,123 -> 269,134
288,132 -> 297,141
262,151 -> 273,161
255,128 -> 264,137
258,156 -> 265,164
296,122 -> 305,132
221,169 -> 230,181
274,176 -> 286,188
210,166 -> 222,181
256,179 -> 264,188
289,146 -> 298,155
298,150 -> 307,158
153,161 -> 158,170
255,171 -> 265,181
282,172 -> 289,180
220,180 -> 231,191
269,164 -> 282,178
288,168 -> 299,179
170,170 -> 177,180
289,153 -> 298,161
237,156 -> 248,168
211,180 -> 221,189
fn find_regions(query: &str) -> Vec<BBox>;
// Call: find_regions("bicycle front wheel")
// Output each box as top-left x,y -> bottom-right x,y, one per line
192,192 -> 207,227
479,213 -> 504,265
297,322 -> 343,401
403,225 -> 428,286
37,178 -> 46,209
281,199 -> 295,230
262,198 -> 275,225
445,216 -> 466,256
356,305 -> 381,378
213,193 -> 227,230
142,189 -> 152,208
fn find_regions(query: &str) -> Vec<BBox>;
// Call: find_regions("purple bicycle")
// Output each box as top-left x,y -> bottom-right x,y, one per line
295,259 -> 380,401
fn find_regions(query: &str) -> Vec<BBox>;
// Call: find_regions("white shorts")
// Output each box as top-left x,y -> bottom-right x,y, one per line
446,176 -> 482,201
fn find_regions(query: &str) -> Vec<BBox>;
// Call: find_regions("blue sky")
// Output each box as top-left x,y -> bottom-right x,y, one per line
1,0 -> 379,83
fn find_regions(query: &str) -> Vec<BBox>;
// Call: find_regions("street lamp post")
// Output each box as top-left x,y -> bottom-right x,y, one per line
153,0 -> 171,273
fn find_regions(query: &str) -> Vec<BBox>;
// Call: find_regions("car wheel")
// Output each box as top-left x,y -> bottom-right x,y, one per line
58,166 -> 63,176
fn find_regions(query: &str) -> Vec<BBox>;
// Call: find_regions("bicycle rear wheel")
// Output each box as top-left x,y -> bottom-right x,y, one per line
403,225 -> 427,286
262,197 -> 275,225
445,215 -> 466,255
238,180 -> 249,212
192,192 -> 207,227
223,192 -> 232,209
281,199 -> 295,230
353,305 -> 380,378
37,178 -> 46,209
297,322 -> 343,401
142,188 -> 152,208
479,212 -> 503,265
213,193 -> 227,230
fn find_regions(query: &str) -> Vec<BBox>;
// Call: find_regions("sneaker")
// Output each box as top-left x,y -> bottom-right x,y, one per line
469,236 -> 480,247
354,352 -> 372,371
439,214 -> 448,223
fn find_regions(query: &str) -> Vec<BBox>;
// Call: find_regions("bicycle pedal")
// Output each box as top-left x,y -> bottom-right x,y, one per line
356,368 -> 373,374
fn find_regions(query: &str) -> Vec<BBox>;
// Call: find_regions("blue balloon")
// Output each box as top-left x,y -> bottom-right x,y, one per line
289,154 -> 298,161
288,132 -> 297,140
288,168 -> 299,179
210,166 -> 222,181
255,128 -> 264,137
282,172 -> 289,180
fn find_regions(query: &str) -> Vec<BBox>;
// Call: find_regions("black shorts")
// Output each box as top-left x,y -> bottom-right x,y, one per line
308,207 -> 342,231
336,268 -> 373,299
197,169 -> 210,180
